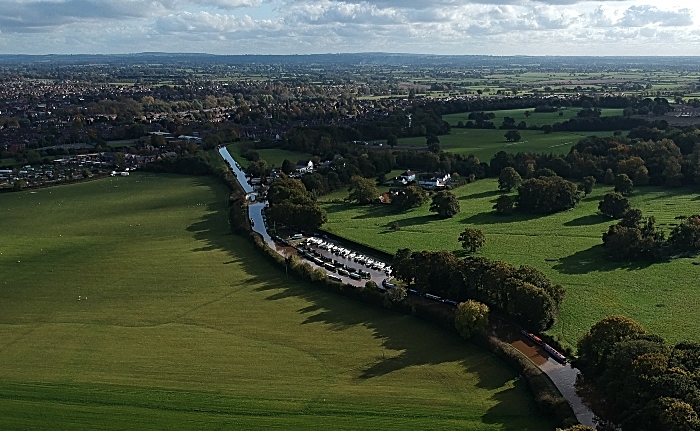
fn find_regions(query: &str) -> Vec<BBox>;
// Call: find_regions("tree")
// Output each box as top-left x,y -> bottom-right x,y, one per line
634,166 -> 651,187
493,194 -> 515,214
498,167 -> 522,192
392,185 -> 428,210
663,157 -> 684,188
385,285 -> 407,303
459,228 -> 486,253
266,177 -> 327,231
12,180 -> 27,191
430,190 -> 460,218
602,216 -> 665,261
542,124 -> 553,134
387,134 -> 398,148
669,215 -> 700,253
114,152 -> 126,168
426,134 -> 441,153
660,399 -> 700,431
347,175 -> 379,205
582,176 -> 596,196
599,192 -> 631,219
615,174 -> 634,195
504,130 -> 521,142
517,177 -> 581,214
454,300 -> 489,339
577,315 -> 647,376
604,168 -> 615,185
281,159 -> 294,175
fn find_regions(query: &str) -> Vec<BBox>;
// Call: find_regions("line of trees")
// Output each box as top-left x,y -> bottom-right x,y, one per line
392,249 -> 565,331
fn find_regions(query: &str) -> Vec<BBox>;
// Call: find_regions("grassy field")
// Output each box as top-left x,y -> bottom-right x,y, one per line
399,129 -> 616,162
0,173 -> 555,430
320,179 -> 700,348
442,108 -> 624,128
226,143 -> 312,169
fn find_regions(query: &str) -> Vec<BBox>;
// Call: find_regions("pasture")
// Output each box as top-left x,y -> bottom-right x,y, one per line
320,179 -> 700,348
226,143 -> 312,169
0,173 -> 554,430
399,129 -> 616,162
442,108 -> 624,128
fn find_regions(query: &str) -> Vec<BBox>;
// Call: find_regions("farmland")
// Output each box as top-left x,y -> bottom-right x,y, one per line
0,173 -> 555,430
399,129 -> 617,162
442,108 -> 624,128
320,179 -> 700,348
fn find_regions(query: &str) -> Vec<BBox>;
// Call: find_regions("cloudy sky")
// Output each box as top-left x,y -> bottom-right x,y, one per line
0,0 -> 698,55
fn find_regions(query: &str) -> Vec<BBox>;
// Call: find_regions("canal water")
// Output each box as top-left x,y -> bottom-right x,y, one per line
492,320 -> 596,428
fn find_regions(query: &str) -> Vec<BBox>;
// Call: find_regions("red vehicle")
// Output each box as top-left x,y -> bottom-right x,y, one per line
520,329 -> 543,346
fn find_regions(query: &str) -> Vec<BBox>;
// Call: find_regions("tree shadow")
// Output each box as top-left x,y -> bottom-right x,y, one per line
581,194 -> 601,203
564,214 -> 610,227
461,211 -> 545,225
553,245 -> 654,274
350,204 -> 392,220
185,183 -> 554,430
460,189 -> 502,200
382,214 -> 435,230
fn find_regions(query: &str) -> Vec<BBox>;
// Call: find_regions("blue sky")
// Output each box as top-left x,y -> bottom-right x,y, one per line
0,0 -> 698,55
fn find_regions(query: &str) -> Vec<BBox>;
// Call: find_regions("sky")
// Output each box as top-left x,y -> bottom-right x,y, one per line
0,0 -> 699,56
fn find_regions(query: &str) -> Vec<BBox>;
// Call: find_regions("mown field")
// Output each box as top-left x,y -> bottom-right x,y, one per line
0,173 -> 555,430
442,108 -> 624,128
320,179 -> 700,348
226,143 -> 312,169
399,129 -> 616,162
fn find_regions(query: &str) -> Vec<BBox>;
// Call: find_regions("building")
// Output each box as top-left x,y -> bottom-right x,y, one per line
418,172 -> 451,189
295,160 -> 314,174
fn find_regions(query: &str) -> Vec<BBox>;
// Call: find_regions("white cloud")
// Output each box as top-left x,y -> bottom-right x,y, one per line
0,0 -> 699,54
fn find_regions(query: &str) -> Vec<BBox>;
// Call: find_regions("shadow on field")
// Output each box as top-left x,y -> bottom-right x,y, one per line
380,214 -> 435,231
564,214 -> 609,227
553,245 -> 653,274
186,193 -> 546,430
461,211 -> 543,225
351,205 -> 391,220
459,189 -> 501,200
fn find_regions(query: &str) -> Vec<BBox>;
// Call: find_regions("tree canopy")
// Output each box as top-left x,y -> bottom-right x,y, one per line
347,175 -> 379,205
429,190 -> 460,218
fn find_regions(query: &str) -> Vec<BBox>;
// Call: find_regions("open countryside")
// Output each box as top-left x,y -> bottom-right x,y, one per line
0,173 -> 554,430
320,179 -> 700,348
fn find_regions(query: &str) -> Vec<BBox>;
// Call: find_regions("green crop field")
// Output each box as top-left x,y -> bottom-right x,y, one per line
0,173 -> 554,430
442,108 -> 624,128
399,129 -> 616,162
320,179 -> 700,349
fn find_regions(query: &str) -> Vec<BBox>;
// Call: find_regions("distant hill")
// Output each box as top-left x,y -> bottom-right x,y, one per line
2,52 -> 700,68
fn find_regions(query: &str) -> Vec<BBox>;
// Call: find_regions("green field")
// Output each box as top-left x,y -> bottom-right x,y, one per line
399,129 -> 616,162
320,179 -> 700,348
226,143 -> 312,169
442,108 -> 624,128
0,173 -> 555,430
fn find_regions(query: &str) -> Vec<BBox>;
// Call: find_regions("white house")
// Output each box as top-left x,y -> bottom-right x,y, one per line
418,172 -> 451,189
399,170 -> 416,183
295,160 -> 314,174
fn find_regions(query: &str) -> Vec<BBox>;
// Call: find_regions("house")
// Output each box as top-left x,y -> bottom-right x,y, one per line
418,172 -> 451,189
295,160 -> 314,174
399,170 -> 416,183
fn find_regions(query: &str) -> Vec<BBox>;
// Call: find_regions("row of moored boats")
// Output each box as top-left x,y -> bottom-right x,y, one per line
520,329 -> 567,363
